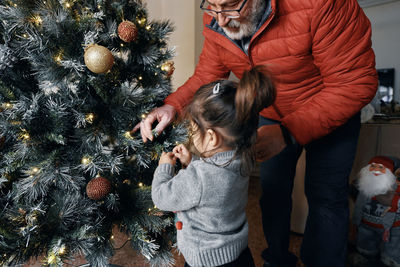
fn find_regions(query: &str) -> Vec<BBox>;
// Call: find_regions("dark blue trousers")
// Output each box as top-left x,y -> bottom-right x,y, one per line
259,114 -> 361,267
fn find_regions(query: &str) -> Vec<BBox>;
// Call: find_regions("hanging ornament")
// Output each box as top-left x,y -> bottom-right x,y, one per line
161,61 -> 175,77
84,44 -> 114,74
118,20 -> 138,43
86,176 -> 112,200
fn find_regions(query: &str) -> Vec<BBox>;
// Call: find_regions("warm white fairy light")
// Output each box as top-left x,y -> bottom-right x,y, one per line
81,157 -> 91,165
85,113 -> 95,123
4,102 -> 13,109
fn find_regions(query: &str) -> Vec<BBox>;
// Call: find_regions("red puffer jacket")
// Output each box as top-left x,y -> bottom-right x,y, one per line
164,0 -> 378,145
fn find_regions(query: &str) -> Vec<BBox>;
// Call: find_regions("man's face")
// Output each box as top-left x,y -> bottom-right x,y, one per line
206,0 -> 265,40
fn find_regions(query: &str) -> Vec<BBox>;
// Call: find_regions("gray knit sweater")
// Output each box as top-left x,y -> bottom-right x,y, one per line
151,150 -> 249,267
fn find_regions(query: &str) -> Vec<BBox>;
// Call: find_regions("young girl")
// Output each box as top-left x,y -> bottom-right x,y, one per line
151,66 -> 275,267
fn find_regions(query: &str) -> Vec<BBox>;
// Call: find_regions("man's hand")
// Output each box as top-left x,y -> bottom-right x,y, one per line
173,144 -> 192,168
132,104 -> 176,142
159,152 -> 176,166
255,124 -> 287,162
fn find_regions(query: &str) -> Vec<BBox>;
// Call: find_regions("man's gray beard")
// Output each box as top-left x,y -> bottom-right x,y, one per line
357,165 -> 396,198
222,0 -> 266,40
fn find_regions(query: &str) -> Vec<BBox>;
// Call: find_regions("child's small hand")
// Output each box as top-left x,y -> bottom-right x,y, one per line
159,152 -> 176,166
173,144 -> 192,167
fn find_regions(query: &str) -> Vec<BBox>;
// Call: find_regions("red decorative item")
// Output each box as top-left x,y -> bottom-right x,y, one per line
118,20 -> 138,43
175,221 -> 183,230
86,176 -> 112,200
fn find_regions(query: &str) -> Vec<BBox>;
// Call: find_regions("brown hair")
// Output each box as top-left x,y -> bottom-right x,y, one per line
185,65 -> 276,174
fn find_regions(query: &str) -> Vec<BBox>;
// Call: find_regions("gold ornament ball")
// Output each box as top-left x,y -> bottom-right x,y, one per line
161,61 -> 175,77
118,20 -> 138,43
84,45 -> 114,74
86,176 -> 112,200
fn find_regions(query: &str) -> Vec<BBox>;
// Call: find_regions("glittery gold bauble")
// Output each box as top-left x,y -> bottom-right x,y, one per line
84,45 -> 114,74
161,61 -> 175,77
86,176 -> 112,200
118,20 -> 138,43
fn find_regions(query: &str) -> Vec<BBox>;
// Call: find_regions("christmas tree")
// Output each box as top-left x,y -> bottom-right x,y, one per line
0,0 -> 186,266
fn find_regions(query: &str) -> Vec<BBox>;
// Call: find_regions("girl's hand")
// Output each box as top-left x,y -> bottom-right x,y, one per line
173,144 -> 192,167
159,152 -> 176,166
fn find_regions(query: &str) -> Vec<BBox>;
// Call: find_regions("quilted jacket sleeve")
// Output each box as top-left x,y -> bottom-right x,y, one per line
281,0 -> 378,145
164,18 -> 230,114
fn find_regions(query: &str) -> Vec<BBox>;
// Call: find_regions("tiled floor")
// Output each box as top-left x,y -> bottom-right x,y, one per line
24,177 -> 305,267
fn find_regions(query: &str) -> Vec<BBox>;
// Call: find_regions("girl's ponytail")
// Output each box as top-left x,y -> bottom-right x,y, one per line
235,65 -> 276,125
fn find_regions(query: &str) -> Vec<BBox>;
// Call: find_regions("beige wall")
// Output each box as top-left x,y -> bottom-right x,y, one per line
145,0 -> 202,90
363,1 -> 400,103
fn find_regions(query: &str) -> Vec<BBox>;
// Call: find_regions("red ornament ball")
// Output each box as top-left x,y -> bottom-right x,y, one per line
118,20 -> 138,43
86,176 -> 112,200
175,221 -> 183,230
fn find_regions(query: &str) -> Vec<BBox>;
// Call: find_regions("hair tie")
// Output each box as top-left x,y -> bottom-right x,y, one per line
213,83 -> 220,94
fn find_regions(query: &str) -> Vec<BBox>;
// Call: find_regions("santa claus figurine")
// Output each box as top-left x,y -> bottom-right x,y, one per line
351,156 -> 400,267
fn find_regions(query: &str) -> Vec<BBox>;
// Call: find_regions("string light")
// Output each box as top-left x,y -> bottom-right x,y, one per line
32,15 -> 42,25
138,182 -> 143,187
137,17 -> 146,25
18,129 -> 30,141
145,25 -> 151,30
47,253 -> 56,264
31,167 -> 40,174
124,131 -> 134,139
138,76 -> 142,80
65,3 -> 71,8
141,113 -> 147,120
4,102 -> 13,109
85,113 -> 95,123
59,245 -> 66,255
81,156 -> 91,165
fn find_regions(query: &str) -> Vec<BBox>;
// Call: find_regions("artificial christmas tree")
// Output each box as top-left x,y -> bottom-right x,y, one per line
0,0 -> 186,266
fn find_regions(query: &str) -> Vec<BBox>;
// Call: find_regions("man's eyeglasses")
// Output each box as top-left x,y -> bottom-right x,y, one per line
200,0 -> 248,19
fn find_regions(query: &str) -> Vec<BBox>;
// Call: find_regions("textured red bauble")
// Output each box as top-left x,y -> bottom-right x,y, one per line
175,221 -> 183,230
118,20 -> 138,43
86,176 -> 112,200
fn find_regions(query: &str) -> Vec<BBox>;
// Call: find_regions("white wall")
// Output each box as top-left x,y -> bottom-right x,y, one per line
145,0 -> 198,90
363,1 -> 400,103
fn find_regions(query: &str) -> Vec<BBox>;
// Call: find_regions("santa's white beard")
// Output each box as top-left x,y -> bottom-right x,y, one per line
222,0 -> 266,40
357,165 -> 396,197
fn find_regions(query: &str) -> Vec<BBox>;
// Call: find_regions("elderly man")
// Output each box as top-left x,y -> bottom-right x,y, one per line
134,0 -> 378,266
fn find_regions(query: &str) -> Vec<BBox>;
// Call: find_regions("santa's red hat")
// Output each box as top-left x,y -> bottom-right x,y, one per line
368,156 -> 394,172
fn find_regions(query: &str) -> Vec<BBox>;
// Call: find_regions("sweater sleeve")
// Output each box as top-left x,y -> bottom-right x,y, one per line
151,163 -> 202,212
281,0 -> 378,145
164,22 -> 230,114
